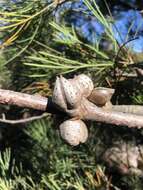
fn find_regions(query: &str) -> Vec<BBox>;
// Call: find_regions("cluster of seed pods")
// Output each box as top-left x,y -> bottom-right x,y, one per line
52,74 -> 114,146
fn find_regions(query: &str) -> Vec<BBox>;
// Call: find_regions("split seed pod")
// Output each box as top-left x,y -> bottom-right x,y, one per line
72,74 -> 94,97
52,76 -> 67,111
52,74 -> 94,110
59,119 -> 88,146
88,87 -> 115,106
60,76 -> 80,109
52,76 -> 80,110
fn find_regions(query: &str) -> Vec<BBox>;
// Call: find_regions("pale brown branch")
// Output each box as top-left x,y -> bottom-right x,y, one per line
112,105 -> 143,115
68,99 -> 143,128
0,89 -> 143,128
0,89 -> 48,111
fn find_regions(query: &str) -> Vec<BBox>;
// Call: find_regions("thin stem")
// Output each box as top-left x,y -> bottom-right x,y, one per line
0,113 -> 49,125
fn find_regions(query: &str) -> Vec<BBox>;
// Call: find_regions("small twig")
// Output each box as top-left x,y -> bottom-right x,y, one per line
114,37 -> 138,65
0,113 -> 49,125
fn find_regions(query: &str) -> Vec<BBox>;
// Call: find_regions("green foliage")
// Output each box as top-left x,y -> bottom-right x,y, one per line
133,94 -> 143,104
0,119 -> 110,189
1,118 -> 142,190
84,0 -> 117,50
0,52 -> 11,88
24,22 -> 113,75
0,148 -> 29,190
22,0 -> 118,77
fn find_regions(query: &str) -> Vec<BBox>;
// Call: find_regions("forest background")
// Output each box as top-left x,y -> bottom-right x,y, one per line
0,0 -> 143,189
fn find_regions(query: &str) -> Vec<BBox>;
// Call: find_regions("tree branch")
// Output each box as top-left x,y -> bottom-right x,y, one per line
82,99 -> 143,128
0,89 -> 143,128
112,105 -> 143,115
67,99 -> 143,128
0,89 -> 48,111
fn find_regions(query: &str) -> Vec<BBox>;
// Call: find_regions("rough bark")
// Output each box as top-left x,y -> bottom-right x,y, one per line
0,89 -> 143,128
0,89 -> 48,111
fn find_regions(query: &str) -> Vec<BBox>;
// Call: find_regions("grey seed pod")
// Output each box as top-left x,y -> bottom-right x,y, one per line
88,87 -> 115,106
72,74 -> 94,97
52,77 -> 67,111
60,76 -> 80,108
52,74 -> 94,111
59,119 -> 88,146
